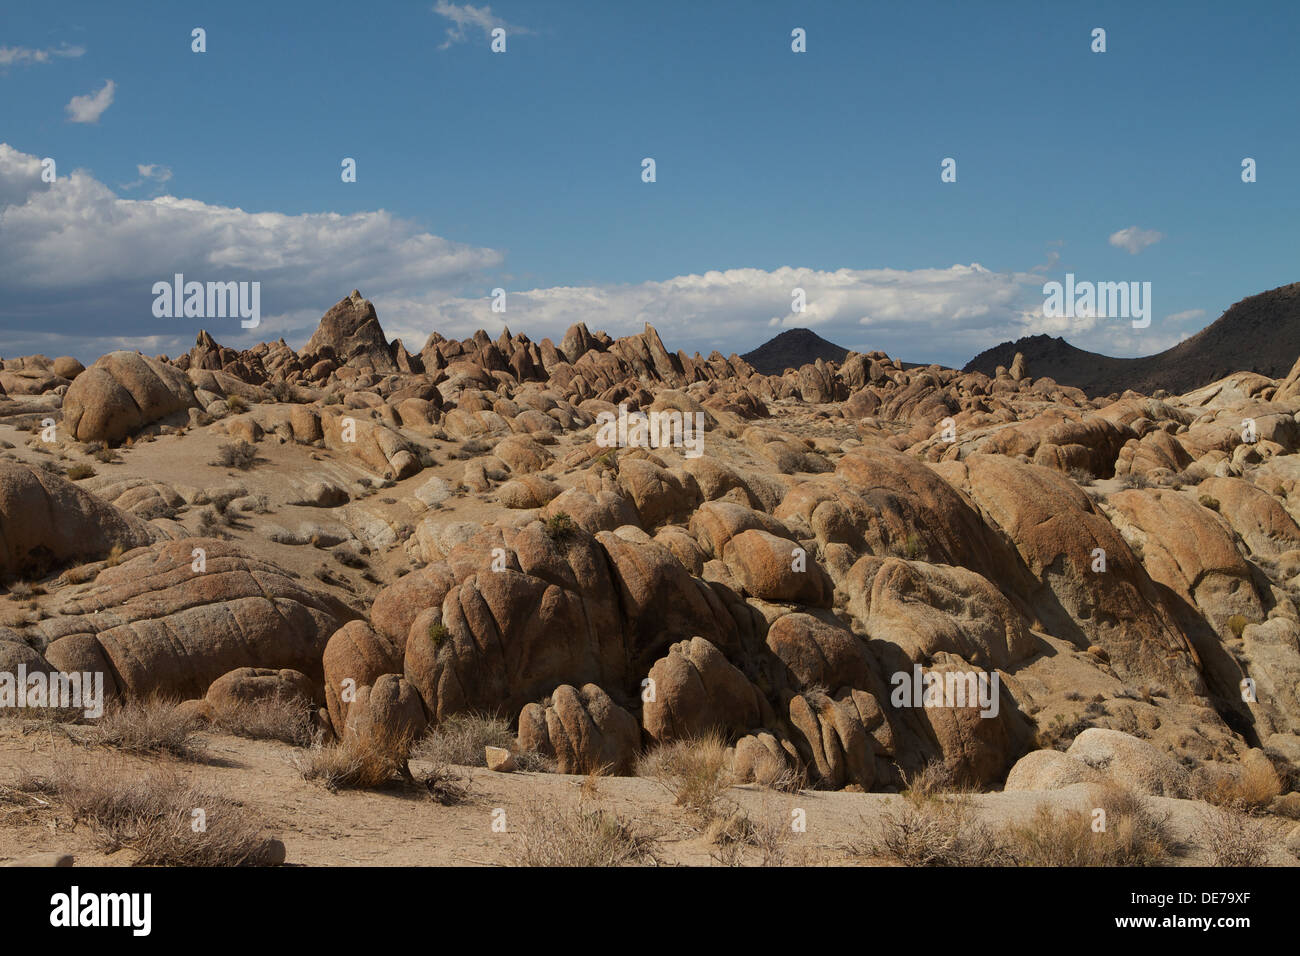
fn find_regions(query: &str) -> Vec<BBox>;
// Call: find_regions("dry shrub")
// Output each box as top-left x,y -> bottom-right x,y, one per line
1199,805 -> 1271,866
751,750 -> 805,793
865,793 -> 1009,866
87,697 -> 202,760
708,805 -> 794,867
213,440 -> 257,470
512,796 -> 659,867
1192,759 -> 1282,813
209,695 -> 315,747
1003,783 -> 1174,866
293,724 -> 415,791
420,758 -> 472,806
19,760 -> 279,866
636,731 -> 733,818
412,712 -> 513,767
904,759 -> 977,799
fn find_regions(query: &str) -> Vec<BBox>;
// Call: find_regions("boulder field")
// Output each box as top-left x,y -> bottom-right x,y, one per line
1,289 -> 1297,797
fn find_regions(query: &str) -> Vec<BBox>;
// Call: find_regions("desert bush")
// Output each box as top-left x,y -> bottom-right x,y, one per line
1192,760 -> 1281,813
226,394 -> 249,413
751,750 -> 805,793
65,463 -> 96,480
87,698 -> 203,760
1119,471 -> 1152,489
1037,711 -> 1093,751
449,439 -> 491,460
412,712 -> 513,767
1002,785 -> 1173,866
636,731 -> 733,818
543,511 -> 576,540
1226,614 -> 1250,639
903,759 -> 974,799
1068,467 -> 1094,487
865,794 -> 1008,866
18,760 -> 278,865
209,696 -> 315,747
213,440 -> 257,470
420,758 -> 473,806
293,724 -> 416,791
1198,494 -> 1221,511
707,805 -> 794,866
511,796 -> 659,867
1199,805 -> 1270,866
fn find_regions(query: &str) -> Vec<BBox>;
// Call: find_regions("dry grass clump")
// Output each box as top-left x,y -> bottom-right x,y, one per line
212,440 -> 257,470
707,804 -> 796,866
293,724 -> 416,791
751,750 -> 806,793
1199,805 -> 1271,866
511,796 -> 659,867
17,760 -> 279,865
413,712 -> 514,767
1191,759 -> 1282,813
209,696 -> 316,747
87,698 -> 203,760
65,463 -> 96,480
420,759 -> 473,806
865,793 -> 1009,866
636,731 -> 733,818
903,759 -> 976,800
1002,783 -> 1175,866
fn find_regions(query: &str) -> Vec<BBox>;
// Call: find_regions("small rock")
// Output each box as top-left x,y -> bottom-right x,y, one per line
485,746 -> 516,773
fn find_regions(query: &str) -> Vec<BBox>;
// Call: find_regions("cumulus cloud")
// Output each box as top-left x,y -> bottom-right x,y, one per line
1165,308 -> 1206,325
0,143 -> 502,358
0,44 -> 84,68
0,143 -> 1195,366
1108,225 -> 1164,255
65,80 -> 115,123
432,1 -> 531,49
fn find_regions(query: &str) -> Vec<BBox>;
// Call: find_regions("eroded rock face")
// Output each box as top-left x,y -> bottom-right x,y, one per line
0,463 -> 162,577
518,683 -> 641,774
34,538 -> 355,701
62,351 -> 198,442
945,454 -> 1204,695
302,291 -> 400,374
642,637 -> 766,743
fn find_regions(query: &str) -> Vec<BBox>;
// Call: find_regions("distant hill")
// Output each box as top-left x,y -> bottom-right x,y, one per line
963,282 -> 1300,397
742,328 -> 849,375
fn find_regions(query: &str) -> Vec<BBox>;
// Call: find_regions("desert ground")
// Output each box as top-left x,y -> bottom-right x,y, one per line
1,289 -> 1299,866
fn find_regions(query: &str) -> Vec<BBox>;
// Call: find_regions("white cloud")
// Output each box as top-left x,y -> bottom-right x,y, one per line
432,1 -> 530,49
65,80 -> 115,123
0,143 -> 1206,367
1165,308 -> 1205,325
0,44 -> 84,68
1108,225 -> 1165,255
0,143 -> 503,358
121,163 -> 174,191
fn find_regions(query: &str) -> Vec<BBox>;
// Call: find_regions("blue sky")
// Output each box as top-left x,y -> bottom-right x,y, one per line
2,0 -> 1297,365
